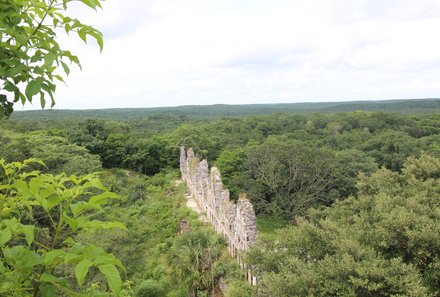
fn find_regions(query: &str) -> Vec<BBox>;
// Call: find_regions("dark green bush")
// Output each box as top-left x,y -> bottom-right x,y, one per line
135,279 -> 165,297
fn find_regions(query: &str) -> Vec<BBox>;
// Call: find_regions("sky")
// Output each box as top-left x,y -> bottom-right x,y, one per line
24,0 -> 440,110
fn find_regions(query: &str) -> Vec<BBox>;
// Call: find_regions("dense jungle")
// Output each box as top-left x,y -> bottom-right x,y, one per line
1,100 -> 440,296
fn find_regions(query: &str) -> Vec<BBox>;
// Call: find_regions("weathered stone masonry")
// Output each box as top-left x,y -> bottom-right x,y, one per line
180,147 -> 257,285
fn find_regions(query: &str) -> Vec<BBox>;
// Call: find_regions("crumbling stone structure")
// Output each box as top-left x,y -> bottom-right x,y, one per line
178,219 -> 190,235
180,147 -> 257,285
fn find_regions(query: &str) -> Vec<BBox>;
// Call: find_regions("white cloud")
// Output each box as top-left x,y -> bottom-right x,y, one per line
21,0 -> 440,110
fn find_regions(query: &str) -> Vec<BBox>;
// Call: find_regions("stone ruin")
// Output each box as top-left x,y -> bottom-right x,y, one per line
178,219 -> 190,235
180,147 -> 257,285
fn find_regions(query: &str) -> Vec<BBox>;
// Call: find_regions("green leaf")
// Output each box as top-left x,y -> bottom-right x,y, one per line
30,51 -> 43,63
44,52 -> 56,68
34,66 -> 43,75
70,201 -> 100,217
39,284 -> 56,297
86,177 -> 107,191
64,22 -> 71,34
0,228 -> 12,246
6,63 -> 26,77
62,237 -> 75,246
4,218 -> 19,232
98,263 -> 121,296
3,246 -> 42,268
40,273 -> 68,296
61,61 -> 70,75
93,254 -> 124,270
15,33 -> 28,46
53,75 -> 64,82
47,194 -> 64,211
23,158 -> 46,168
53,17 -> 60,27
0,262 -> 7,274
62,213 -> 79,230
40,92 -> 46,109
92,254 -> 116,266
20,170 -> 41,179
50,91 -> 56,107
78,28 -> 88,43
80,0 -> 102,10
69,54 -> 81,69
87,29 -> 104,52
88,191 -> 119,205
44,250 -> 66,266
21,224 -> 34,246
75,259 -> 92,287
25,80 -> 41,101
64,252 -> 81,264
40,272 -> 64,284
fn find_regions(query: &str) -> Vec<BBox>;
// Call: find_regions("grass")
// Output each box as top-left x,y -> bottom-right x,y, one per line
257,215 -> 289,239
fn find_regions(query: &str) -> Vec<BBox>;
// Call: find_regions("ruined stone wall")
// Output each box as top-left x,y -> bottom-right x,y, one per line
180,147 -> 257,284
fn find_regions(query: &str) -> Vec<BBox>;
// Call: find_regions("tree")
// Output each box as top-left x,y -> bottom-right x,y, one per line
362,130 -> 420,171
0,128 -> 102,175
247,154 -> 440,296
226,280 -> 252,297
244,137 -> 338,218
135,279 -> 165,297
332,149 -> 378,197
0,0 -> 104,118
0,159 -> 125,296
168,230 -> 226,297
214,147 -> 246,198
68,119 -> 109,159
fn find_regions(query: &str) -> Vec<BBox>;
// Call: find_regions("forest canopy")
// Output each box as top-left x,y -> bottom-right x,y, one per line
1,100 -> 440,296
247,154 -> 440,296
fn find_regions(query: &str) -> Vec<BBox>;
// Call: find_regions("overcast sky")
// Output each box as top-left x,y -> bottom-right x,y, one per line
25,0 -> 440,110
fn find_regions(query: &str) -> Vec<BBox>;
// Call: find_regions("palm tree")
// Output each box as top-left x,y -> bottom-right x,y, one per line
168,230 -> 226,297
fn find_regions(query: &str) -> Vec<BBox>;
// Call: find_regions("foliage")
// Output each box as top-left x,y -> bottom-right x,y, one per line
244,138 -> 339,217
0,0 -> 104,118
362,130 -> 419,171
2,105 -> 440,296
256,216 -> 288,240
226,280 -> 253,297
0,159 -> 124,296
4,108 -> 438,220
332,149 -> 378,197
0,129 -> 102,175
67,119 -> 174,175
134,279 -> 165,297
0,111 -> 440,220
168,230 -> 226,297
248,154 -> 440,296
216,138 -> 377,218
78,168 -> 248,297
80,169 -> 186,280
214,147 -> 246,198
